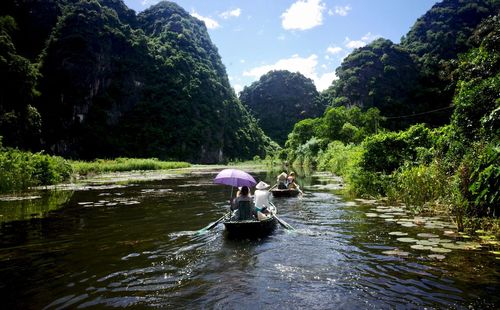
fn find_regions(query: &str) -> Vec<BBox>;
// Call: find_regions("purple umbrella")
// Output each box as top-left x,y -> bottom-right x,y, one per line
213,168 -> 257,187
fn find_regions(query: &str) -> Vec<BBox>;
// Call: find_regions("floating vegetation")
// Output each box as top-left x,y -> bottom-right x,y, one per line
379,214 -> 394,218
411,244 -> 433,250
430,247 -> 452,253
442,242 -> 482,250
385,218 -> 398,222
444,230 -> 459,237
78,198 -> 141,208
429,238 -> 453,243
388,231 -> 408,236
417,233 -> 439,238
365,213 -> 378,217
397,237 -> 418,243
400,222 -> 417,228
416,240 -> 439,246
382,249 -> 410,256
490,251 -> 500,255
428,254 -> 446,260
0,195 -> 42,201
355,198 -> 377,204
478,235 -> 496,241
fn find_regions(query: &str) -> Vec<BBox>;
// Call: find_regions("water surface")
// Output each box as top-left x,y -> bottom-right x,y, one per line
0,168 -> 498,309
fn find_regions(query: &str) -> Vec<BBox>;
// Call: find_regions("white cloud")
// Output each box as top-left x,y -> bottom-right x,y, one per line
326,46 -> 343,54
141,0 -> 159,6
233,84 -> 244,94
344,32 -> 380,49
220,8 -> 241,19
243,54 -> 336,91
334,5 -> 351,16
278,34 -> 286,41
281,0 -> 326,31
191,12 -> 220,29
316,72 -> 337,91
345,40 -> 365,49
240,59 -> 246,63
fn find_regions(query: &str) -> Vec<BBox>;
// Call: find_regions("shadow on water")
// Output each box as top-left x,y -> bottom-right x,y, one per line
0,168 -> 499,309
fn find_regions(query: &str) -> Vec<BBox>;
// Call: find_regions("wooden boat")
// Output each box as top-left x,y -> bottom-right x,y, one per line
270,188 -> 300,197
223,205 -> 277,238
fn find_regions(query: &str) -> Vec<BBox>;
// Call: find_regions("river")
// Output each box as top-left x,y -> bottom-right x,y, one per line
0,167 -> 498,309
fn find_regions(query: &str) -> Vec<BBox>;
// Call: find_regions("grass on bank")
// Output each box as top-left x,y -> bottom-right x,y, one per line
0,147 -> 191,193
71,158 -> 190,176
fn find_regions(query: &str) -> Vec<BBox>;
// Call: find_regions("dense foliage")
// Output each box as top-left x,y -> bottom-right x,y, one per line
323,0 -> 499,129
285,4 -> 499,231
0,140 -> 72,193
239,70 -> 325,146
0,0 -> 277,163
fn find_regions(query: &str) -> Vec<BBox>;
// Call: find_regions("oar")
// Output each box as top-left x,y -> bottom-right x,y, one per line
268,183 -> 278,191
274,214 -> 295,230
196,211 -> 231,234
269,202 -> 295,230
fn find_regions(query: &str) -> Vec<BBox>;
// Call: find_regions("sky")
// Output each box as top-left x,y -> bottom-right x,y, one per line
123,0 -> 440,94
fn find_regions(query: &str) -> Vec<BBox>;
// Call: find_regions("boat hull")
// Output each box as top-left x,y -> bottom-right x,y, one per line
223,217 -> 277,239
271,189 -> 300,197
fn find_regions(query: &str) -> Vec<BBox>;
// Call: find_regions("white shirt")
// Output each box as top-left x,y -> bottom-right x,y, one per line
254,189 -> 271,209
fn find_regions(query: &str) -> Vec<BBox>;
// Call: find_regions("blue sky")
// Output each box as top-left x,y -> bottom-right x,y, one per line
123,0 -> 440,93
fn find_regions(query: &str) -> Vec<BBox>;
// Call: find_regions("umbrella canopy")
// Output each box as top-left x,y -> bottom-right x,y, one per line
214,168 -> 257,187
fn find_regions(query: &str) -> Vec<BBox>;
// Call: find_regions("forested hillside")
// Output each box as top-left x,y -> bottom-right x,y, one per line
239,70 -> 325,146
323,0 -> 499,129
0,0 -> 276,163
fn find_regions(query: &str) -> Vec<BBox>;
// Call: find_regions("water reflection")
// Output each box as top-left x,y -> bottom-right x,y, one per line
0,190 -> 74,223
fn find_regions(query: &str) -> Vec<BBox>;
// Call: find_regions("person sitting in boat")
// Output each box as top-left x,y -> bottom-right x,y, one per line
230,186 -> 257,221
277,172 -> 288,189
254,181 -> 271,208
254,181 -> 272,219
287,172 -> 299,190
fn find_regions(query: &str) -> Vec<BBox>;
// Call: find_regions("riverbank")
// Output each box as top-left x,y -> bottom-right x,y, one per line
0,147 -> 191,194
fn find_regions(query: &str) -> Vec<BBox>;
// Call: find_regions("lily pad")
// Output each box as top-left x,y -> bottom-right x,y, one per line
382,249 -> 410,256
444,230 -> 458,236
442,242 -> 481,250
417,233 -> 439,238
430,247 -> 452,253
489,251 -> 500,255
416,240 -> 439,246
389,231 -> 408,236
379,214 -> 394,218
397,237 -> 418,243
400,222 -> 417,228
484,240 -> 500,246
428,254 -> 446,260
365,213 -> 378,217
385,218 -> 398,222
411,244 -> 432,250
478,235 -> 496,241
429,238 -> 453,243
475,229 -> 486,234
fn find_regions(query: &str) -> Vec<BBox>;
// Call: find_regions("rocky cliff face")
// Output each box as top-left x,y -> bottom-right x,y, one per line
4,0 -> 275,162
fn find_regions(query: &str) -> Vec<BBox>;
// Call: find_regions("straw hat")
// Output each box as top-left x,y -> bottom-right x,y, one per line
255,181 -> 270,190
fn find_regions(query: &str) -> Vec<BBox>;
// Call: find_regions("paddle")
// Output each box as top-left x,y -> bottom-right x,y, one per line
268,183 -> 278,191
274,214 -> 295,230
269,202 -> 295,230
196,211 -> 232,234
